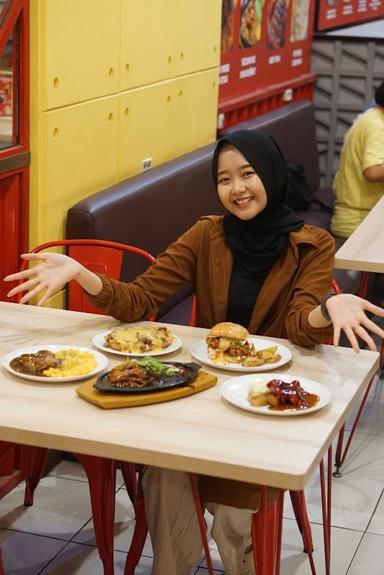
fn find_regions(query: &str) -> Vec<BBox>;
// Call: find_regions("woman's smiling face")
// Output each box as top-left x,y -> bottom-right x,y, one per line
217,145 -> 267,220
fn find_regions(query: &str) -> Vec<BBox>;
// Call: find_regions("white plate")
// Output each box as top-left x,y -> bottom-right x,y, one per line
221,373 -> 331,416
92,329 -> 182,357
2,345 -> 109,383
190,337 -> 292,372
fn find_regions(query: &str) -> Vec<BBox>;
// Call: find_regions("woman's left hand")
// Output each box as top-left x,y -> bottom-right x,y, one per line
326,294 -> 384,352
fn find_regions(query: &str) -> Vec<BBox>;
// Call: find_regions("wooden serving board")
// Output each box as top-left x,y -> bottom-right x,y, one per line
76,370 -> 217,409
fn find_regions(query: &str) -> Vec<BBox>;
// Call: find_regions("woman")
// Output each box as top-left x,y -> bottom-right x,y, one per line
5,130 -> 384,574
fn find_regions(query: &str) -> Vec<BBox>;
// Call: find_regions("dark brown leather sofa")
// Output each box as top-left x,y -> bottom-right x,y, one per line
66,100 -> 335,323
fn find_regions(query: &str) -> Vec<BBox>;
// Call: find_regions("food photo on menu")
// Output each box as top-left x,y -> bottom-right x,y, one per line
221,0 -> 238,52
289,0 -> 310,42
267,0 -> 288,49
239,0 -> 264,48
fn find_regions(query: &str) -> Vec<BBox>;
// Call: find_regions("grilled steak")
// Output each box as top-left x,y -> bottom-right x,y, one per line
10,350 -> 61,375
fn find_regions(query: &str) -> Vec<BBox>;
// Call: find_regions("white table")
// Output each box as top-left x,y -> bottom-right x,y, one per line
334,195 -> 384,274
0,301 -> 379,575
0,301 -> 379,490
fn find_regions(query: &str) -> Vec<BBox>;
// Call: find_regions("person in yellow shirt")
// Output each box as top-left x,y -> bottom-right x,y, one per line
331,80 -> 384,240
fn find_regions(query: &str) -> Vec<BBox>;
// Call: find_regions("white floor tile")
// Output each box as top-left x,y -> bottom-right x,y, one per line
366,490 -> 384,535
284,431 -> 384,531
72,488 -> 153,556
200,517 -> 362,575
48,458 -> 88,482
344,377 -> 384,435
0,476 -> 93,539
199,546 -> 224,571
280,518 -> 362,575
347,532 -> 384,575
38,542 -> 128,574
0,528 -> 67,574
49,458 -> 125,488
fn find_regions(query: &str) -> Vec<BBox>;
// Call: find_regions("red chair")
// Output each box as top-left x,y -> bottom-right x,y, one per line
19,238 -> 155,315
14,238 -> 156,575
0,549 -> 4,575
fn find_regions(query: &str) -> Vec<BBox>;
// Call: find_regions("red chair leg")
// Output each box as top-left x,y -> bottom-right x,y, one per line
20,447 -> 49,506
334,373 -> 376,477
189,474 -> 214,575
320,447 -> 333,575
358,272 -> 369,298
0,443 -> 24,500
252,488 -> 284,575
0,548 -> 4,575
124,497 -> 148,575
289,491 -> 314,552
75,454 -> 117,575
119,462 -> 138,508
289,491 -> 317,574
274,492 -> 285,575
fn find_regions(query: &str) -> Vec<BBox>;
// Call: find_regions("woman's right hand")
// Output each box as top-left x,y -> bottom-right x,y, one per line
4,252 -> 102,306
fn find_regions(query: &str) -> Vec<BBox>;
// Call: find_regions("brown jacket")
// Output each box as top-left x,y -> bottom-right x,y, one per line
89,216 -> 334,346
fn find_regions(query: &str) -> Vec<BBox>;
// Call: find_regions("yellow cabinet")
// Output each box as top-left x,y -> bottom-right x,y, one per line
40,97 -> 119,240
120,0 -> 177,90
42,0 -> 120,110
172,70 -> 219,157
118,80 -> 176,180
176,0 -> 221,76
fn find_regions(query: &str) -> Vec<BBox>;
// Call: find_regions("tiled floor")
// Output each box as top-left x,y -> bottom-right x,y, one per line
1,376 -> 384,574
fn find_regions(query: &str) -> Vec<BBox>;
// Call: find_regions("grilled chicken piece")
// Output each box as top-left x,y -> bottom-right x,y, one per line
10,350 -> 61,375
267,379 -> 311,409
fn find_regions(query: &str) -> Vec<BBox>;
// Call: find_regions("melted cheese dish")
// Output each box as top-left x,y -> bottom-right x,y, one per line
104,326 -> 174,353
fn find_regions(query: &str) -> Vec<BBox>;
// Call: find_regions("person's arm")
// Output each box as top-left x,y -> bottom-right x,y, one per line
4,220 -> 205,321
4,253 -> 103,305
363,164 -> 384,182
284,229 -> 335,347
285,228 -> 384,351
87,224 -> 202,321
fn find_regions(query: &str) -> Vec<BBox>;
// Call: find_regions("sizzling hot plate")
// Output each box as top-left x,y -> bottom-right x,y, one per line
94,361 -> 200,394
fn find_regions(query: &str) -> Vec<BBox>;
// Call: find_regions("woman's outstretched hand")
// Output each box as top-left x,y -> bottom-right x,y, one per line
4,253 -> 102,306
326,293 -> 384,353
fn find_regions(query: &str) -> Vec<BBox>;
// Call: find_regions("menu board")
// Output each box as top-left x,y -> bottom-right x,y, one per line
219,0 -> 316,104
317,0 -> 384,32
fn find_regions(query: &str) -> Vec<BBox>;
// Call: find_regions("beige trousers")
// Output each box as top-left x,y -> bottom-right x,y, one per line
141,466 -> 255,575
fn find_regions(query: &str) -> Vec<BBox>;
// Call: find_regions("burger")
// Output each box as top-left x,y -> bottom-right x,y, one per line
205,322 -> 255,364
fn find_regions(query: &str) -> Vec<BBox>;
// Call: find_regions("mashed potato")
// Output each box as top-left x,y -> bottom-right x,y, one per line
43,349 -> 97,378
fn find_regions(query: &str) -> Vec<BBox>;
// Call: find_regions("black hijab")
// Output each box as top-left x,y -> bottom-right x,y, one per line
212,129 -> 304,327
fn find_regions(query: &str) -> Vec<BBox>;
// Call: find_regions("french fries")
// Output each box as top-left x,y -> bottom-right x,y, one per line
242,345 -> 281,367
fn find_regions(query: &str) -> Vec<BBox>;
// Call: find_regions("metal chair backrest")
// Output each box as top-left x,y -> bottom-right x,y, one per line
20,239 -> 156,315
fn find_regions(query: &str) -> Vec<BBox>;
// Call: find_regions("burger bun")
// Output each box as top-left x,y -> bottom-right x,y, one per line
208,322 -> 249,340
